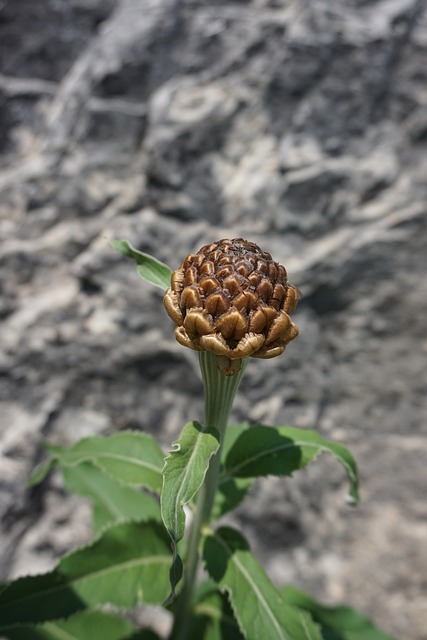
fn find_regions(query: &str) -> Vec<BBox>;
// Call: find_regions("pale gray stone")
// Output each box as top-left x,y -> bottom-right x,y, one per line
1,0 -> 426,637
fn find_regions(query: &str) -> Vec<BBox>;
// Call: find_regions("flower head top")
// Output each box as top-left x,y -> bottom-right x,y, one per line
164,238 -> 299,374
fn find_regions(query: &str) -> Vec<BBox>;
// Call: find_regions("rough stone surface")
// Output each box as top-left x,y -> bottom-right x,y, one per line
1,1 -> 427,638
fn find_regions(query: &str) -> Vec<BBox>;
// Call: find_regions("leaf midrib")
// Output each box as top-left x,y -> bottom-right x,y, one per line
41,622 -> 80,640
226,440 -> 355,487
215,533 -> 286,640
64,451 -> 163,475
0,622 -> 80,640
172,428 -> 216,540
0,554 -> 171,615
70,466 -> 125,519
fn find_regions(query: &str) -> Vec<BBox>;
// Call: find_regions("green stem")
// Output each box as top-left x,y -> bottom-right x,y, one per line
198,352 -> 248,523
170,352 -> 247,640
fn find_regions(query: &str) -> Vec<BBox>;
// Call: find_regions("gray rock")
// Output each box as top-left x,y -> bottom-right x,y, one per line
1,0 -> 427,637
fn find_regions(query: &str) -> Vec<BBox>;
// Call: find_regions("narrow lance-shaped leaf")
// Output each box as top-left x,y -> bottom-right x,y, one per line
203,527 -> 322,640
0,609 -> 134,640
29,431 -> 164,494
111,239 -> 172,290
224,425 -> 359,504
161,421 -> 220,596
27,458 -> 57,488
281,586 -> 396,640
61,461 -> 160,535
0,521 -> 171,626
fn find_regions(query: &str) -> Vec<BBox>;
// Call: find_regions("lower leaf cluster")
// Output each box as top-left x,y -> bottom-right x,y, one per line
0,427 -> 393,640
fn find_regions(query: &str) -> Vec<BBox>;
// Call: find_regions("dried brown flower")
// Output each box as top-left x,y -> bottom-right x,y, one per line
164,238 -> 299,374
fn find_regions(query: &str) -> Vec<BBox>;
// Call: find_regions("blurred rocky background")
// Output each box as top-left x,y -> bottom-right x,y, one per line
1,0 -> 427,637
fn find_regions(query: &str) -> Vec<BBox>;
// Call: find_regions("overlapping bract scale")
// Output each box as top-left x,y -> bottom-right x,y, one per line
164,238 -> 299,374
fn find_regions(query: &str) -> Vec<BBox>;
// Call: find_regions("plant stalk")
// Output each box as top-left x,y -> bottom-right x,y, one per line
169,352 -> 247,640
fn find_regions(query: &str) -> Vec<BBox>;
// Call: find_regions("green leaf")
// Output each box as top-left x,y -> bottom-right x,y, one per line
191,580 -> 245,640
121,631 -> 161,640
203,527 -> 323,640
0,610 -> 134,640
211,477 -> 254,522
0,521 -> 171,626
161,421 -> 220,596
61,461 -> 160,534
161,421 -> 220,542
222,424 -> 251,459
212,477 -> 253,521
46,431 -> 164,493
27,458 -> 58,487
111,239 -> 172,290
281,587 -> 396,640
212,424 -> 253,520
224,425 -> 359,504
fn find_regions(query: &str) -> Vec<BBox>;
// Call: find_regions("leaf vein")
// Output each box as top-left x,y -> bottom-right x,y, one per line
70,453 -> 162,474
0,555 -> 171,613
228,441 -> 354,482
216,534 -> 286,640
172,431 -> 209,538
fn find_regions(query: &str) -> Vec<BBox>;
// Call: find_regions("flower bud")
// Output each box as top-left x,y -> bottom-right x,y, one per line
164,238 -> 299,374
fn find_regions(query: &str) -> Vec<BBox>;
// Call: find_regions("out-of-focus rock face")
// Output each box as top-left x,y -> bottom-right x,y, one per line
1,0 -> 426,636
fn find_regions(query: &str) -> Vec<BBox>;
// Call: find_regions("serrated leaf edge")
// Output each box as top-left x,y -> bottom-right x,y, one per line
205,531 -> 287,640
0,518 -> 166,588
0,609 -> 134,638
204,529 -> 323,640
224,426 -> 359,504
60,462 -> 161,537
0,554 -> 171,621
47,431 -> 164,492
162,427 -> 219,544
161,423 -> 220,599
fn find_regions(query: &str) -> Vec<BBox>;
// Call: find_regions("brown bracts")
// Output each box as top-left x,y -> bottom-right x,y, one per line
164,238 -> 299,375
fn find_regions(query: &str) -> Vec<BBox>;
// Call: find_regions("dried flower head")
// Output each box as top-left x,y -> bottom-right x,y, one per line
164,238 -> 299,375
